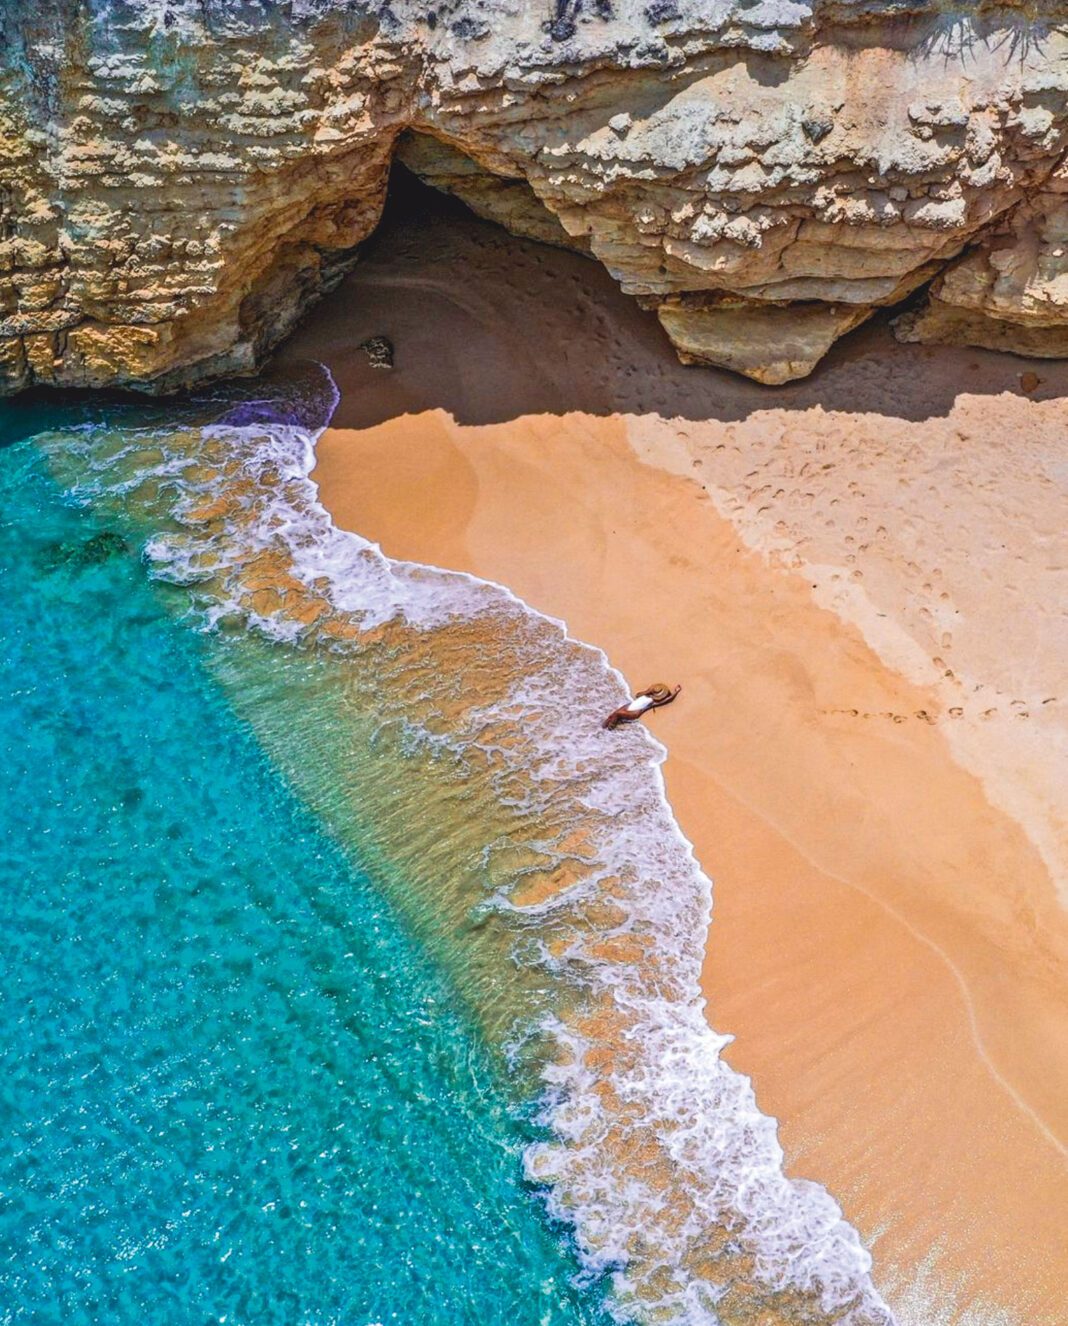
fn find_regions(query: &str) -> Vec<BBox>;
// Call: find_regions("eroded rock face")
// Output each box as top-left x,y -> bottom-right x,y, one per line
2,0 -> 1067,392
895,160 -> 1068,356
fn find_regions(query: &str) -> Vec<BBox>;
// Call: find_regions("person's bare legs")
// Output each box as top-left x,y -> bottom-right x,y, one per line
602,708 -> 639,730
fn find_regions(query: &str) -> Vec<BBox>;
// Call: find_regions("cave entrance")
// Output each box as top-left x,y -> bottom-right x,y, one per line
387,131 -> 592,258
274,134 -> 668,430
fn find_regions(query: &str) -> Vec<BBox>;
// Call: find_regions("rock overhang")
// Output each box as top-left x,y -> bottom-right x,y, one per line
2,0 -> 1067,392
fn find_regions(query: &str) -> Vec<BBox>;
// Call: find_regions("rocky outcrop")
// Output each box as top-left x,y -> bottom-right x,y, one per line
654,294 -> 876,385
2,1 -> 1068,393
895,159 -> 1068,356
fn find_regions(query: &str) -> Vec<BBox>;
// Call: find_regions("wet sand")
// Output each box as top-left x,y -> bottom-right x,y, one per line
279,171 -> 1068,1324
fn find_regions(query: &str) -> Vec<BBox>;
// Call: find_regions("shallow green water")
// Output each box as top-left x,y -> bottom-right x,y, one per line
0,399 -> 613,1326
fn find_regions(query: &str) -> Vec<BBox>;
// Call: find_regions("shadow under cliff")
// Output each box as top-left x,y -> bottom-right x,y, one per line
275,164 -> 1068,430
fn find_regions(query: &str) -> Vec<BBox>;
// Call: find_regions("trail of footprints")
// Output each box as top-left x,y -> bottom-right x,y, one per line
683,419 -> 1065,736
824,696 -> 1059,726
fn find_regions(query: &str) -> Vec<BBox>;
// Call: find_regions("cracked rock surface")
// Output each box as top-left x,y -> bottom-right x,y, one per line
2,0 -> 1067,392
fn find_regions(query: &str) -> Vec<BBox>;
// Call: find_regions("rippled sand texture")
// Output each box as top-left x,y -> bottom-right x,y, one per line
282,172 -> 1068,1325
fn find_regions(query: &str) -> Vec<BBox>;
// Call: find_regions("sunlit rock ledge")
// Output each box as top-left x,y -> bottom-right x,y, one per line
2,0 -> 1067,392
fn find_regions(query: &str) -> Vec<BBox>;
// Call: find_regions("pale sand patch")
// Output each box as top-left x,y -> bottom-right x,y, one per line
313,407 -> 1068,1325
627,400 -> 1068,909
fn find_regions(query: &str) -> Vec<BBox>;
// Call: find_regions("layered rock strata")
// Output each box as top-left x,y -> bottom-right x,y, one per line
2,0 -> 1067,392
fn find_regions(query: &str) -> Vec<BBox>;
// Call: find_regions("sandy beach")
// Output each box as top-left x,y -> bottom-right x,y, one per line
280,174 -> 1068,1324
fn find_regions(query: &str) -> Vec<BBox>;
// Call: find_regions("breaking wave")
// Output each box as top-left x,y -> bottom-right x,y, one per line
40,363 -> 894,1326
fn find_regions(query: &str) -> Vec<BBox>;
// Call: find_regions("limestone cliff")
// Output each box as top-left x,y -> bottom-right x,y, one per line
2,0 -> 1067,392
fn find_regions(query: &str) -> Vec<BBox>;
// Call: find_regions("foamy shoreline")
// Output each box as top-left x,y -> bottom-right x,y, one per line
311,403 -> 1068,1325
46,370 -> 897,1325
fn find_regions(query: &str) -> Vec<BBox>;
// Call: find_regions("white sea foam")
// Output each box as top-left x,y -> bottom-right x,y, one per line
50,366 -> 895,1326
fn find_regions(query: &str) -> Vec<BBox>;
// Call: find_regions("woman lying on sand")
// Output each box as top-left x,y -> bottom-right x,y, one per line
602,683 -> 681,730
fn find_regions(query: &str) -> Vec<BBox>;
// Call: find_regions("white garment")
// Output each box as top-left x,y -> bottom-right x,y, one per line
624,694 -> 655,714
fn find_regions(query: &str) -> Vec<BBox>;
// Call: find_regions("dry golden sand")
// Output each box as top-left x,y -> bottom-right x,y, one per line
280,174 -> 1068,1324
313,407 -> 1068,1324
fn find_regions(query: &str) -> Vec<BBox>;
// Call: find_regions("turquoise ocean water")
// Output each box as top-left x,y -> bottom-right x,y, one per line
0,374 -> 892,1326
0,395 -> 613,1325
